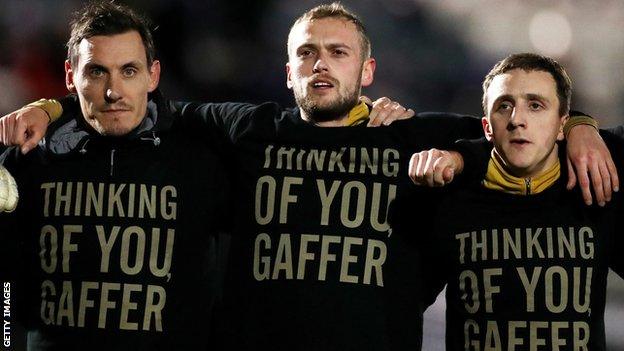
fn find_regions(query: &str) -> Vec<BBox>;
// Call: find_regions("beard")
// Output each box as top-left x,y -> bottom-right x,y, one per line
294,77 -> 361,124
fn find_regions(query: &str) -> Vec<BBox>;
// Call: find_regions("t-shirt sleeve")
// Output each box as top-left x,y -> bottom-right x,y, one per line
601,127 -> 624,173
168,101 -> 286,165
414,112 -> 484,148
169,101 -> 262,139
601,128 -> 624,277
453,137 -> 492,186
0,147 -> 29,327
608,193 -> 624,278
388,186 -> 449,307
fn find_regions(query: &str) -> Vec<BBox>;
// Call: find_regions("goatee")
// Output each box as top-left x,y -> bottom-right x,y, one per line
297,95 -> 359,123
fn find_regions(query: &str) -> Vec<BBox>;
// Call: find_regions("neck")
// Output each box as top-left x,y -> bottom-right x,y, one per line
483,149 -> 561,195
494,145 -> 559,179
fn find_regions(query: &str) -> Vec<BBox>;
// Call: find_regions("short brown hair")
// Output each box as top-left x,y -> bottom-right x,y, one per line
287,2 -> 371,60
67,1 -> 156,67
482,53 -> 572,116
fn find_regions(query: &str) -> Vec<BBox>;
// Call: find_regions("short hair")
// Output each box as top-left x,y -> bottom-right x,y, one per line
287,2 -> 371,60
482,53 -> 572,116
67,1 -> 156,67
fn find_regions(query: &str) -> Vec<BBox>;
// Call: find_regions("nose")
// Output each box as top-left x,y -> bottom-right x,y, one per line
508,107 -> 527,129
105,89 -> 121,103
312,55 -> 329,73
104,75 -> 122,103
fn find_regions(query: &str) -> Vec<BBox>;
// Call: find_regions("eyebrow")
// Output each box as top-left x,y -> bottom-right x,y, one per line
491,93 -> 551,107
83,62 -> 109,73
121,61 -> 144,70
326,43 -> 353,51
83,60 -> 143,71
296,43 -> 316,51
296,42 -> 353,52
526,93 -> 550,104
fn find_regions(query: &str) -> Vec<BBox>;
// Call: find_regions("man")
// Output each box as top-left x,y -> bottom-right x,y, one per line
167,5 -> 485,349
0,2 -> 229,350
0,3 -> 616,350
393,53 -> 624,350
1,2 -> 417,349
166,6 -> 612,349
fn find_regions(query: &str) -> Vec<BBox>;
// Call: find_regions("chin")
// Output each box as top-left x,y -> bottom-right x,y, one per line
101,124 -> 135,137
508,160 -> 531,170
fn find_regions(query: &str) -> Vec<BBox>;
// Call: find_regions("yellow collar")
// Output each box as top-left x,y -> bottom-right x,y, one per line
344,101 -> 370,126
482,151 -> 560,195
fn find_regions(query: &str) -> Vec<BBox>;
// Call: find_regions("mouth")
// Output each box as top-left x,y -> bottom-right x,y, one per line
100,109 -> 131,120
510,138 -> 531,145
310,77 -> 336,91
101,108 -> 131,114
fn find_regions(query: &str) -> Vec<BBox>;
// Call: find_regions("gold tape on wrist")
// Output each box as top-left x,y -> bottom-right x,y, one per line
25,99 -> 63,123
563,115 -> 598,138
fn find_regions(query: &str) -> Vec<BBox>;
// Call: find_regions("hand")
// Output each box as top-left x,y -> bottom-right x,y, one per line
0,164 -> 18,213
0,106 -> 50,154
409,149 -> 464,187
566,125 -> 619,206
361,96 -> 415,126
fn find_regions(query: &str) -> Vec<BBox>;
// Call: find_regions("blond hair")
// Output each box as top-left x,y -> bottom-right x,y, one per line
287,2 -> 371,60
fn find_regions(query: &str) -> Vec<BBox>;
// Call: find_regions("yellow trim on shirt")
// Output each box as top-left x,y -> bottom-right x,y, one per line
345,101 -> 370,126
482,151 -> 560,195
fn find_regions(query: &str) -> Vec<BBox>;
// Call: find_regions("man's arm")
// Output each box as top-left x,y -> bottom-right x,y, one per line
409,116 -> 618,206
0,106 -> 49,154
360,96 -> 415,126
1,99 -> 618,202
408,148 -> 464,187
566,123 -> 619,206
0,95 -> 417,150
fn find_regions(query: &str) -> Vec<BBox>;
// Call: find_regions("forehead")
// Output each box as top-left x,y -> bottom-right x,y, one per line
487,69 -> 557,103
289,17 -> 360,50
76,30 -> 147,67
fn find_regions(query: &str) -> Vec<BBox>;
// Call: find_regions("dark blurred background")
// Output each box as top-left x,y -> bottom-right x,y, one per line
2,0 -> 624,126
1,0 -> 623,350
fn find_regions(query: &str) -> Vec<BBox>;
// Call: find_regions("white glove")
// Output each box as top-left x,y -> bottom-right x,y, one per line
0,164 -> 18,212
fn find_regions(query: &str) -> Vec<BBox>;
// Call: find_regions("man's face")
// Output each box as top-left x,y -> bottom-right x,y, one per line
65,31 -> 160,136
286,17 -> 375,123
482,69 -> 568,178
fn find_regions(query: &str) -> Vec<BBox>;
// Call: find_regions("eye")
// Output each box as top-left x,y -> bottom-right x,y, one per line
89,67 -> 105,78
122,67 -> 138,78
498,101 -> 513,111
298,49 -> 314,58
333,49 -> 347,56
529,101 -> 543,110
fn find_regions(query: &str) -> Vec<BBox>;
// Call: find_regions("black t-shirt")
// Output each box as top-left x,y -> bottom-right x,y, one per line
392,158 -> 624,351
175,101 -> 483,350
1,96 -> 229,350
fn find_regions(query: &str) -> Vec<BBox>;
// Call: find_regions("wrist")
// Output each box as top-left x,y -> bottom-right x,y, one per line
450,151 -> 464,174
564,115 -> 598,138
24,99 -> 63,123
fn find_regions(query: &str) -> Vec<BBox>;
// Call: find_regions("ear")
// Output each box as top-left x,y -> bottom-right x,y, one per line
557,114 -> 569,141
286,62 -> 293,90
148,60 -> 161,93
360,58 -> 376,87
482,116 -> 494,141
65,60 -> 77,93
